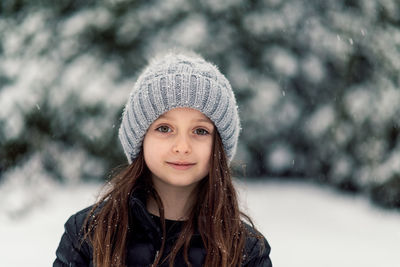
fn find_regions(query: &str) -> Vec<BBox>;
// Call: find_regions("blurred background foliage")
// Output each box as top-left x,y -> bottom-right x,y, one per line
0,0 -> 400,209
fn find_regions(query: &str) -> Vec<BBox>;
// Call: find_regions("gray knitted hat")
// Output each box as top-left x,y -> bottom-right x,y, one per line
118,52 -> 240,163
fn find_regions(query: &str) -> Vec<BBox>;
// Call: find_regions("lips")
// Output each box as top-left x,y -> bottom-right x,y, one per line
166,161 -> 196,170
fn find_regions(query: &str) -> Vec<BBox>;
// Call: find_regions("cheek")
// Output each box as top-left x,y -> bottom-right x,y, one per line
143,136 -> 157,166
201,140 -> 213,165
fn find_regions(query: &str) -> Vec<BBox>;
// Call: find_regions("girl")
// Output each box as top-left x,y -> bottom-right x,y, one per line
53,51 -> 272,267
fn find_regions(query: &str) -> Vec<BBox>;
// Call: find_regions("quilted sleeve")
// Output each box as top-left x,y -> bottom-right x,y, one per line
53,209 -> 92,267
243,236 -> 272,267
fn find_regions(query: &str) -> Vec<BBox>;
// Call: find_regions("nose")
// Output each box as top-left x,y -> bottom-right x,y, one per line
172,134 -> 191,154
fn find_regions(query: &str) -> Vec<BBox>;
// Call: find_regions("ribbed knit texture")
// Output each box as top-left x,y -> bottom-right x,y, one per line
119,52 -> 240,163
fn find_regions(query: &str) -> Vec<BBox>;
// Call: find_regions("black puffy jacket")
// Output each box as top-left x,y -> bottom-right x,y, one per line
53,189 -> 272,267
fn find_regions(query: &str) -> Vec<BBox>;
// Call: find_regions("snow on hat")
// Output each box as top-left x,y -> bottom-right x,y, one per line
118,51 -> 241,163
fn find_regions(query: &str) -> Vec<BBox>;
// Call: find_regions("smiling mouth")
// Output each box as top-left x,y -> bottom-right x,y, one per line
166,162 -> 196,170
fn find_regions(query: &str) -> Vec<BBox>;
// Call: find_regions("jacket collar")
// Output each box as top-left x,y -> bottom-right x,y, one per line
128,187 -> 202,242
128,188 -> 162,241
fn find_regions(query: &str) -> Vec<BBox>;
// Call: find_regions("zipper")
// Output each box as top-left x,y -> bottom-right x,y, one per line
152,250 -> 160,266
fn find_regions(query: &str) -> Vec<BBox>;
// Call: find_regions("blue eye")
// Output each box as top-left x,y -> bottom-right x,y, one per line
156,125 -> 171,133
194,128 -> 209,135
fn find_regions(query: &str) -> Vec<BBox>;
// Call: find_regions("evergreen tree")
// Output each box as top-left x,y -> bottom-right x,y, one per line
1,0 -> 399,208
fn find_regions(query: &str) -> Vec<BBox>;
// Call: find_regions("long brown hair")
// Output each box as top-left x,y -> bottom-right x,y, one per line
83,131 -> 259,267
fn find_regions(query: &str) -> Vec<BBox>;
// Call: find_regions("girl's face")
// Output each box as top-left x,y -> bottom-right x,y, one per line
143,107 -> 214,191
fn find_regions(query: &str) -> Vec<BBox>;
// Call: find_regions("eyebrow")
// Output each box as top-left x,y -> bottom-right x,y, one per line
195,118 -> 213,124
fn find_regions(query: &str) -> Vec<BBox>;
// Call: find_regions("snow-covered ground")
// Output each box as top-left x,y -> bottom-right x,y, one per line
1,180 -> 399,267
238,180 -> 400,267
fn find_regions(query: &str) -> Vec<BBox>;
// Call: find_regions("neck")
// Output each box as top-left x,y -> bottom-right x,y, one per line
147,181 -> 197,221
